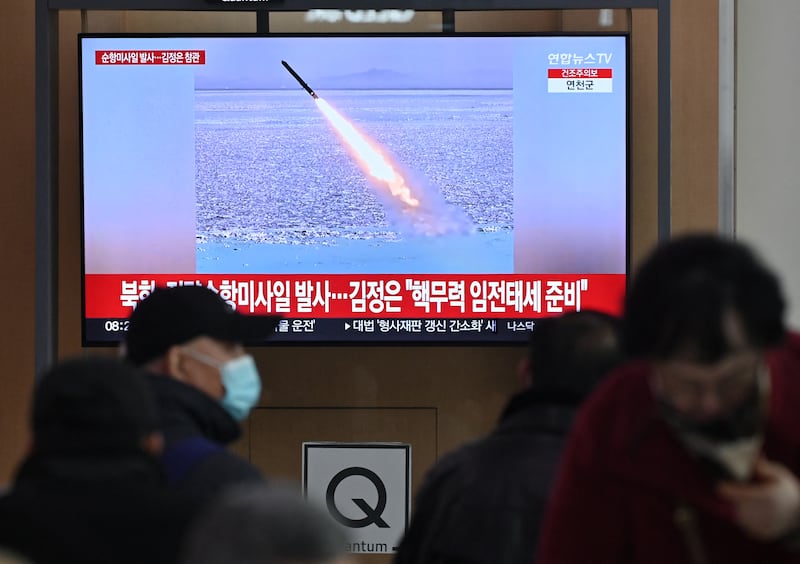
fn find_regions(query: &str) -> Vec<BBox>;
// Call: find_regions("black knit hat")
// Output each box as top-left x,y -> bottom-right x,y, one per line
124,285 -> 281,366
33,357 -> 160,454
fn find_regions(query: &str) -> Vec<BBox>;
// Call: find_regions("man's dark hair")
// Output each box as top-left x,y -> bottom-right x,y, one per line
624,234 -> 786,362
181,484 -> 348,564
528,310 -> 623,399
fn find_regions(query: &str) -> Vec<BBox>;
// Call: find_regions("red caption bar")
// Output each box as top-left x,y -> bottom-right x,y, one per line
95,50 -> 206,65
548,68 -> 613,79
85,274 -> 626,319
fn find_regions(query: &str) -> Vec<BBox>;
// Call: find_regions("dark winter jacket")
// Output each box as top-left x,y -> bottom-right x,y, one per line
395,388 -> 579,564
0,451 -> 200,564
148,373 -> 263,499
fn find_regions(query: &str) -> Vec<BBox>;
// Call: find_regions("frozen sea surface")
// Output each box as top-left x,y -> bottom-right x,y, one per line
195,89 -> 513,274
198,229 -> 511,274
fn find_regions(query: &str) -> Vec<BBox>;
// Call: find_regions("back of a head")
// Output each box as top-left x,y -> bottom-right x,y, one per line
32,356 -> 159,455
528,310 -> 624,399
181,484 -> 349,564
124,285 -> 281,366
624,233 -> 786,362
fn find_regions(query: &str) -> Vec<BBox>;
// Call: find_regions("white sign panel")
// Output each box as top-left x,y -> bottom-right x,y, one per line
303,442 -> 411,555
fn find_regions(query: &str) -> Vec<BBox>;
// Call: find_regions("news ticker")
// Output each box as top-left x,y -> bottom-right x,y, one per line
86,317 -> 540,344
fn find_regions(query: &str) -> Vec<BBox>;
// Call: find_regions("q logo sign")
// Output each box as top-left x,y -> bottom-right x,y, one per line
326,467 -> 390,528
303,443 -> 411,554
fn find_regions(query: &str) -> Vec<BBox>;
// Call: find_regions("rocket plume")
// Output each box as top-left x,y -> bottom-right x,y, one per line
281,60 -> 421,208
315,98 -> 420,208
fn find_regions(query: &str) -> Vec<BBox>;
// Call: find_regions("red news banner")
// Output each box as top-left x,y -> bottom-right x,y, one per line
547,68 -> 613,79
95,50 -> 206,65
85,274 -> 626,319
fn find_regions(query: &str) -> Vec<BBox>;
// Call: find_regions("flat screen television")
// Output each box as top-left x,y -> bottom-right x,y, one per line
79,32 -> 628,345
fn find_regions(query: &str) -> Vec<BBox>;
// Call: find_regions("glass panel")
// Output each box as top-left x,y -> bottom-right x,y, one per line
560,9 -> 631,32
455,10 -> 562,32
269,11 -> 442,33
455,9 -> 631,33
83,10 -> 257,33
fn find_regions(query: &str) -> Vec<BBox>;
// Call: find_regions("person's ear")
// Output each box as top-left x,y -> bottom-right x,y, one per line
164,345 -> 187,382
141,431 -> 164,457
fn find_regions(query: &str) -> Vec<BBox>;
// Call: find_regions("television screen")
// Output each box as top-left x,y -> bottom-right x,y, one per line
79,33 -> 628,344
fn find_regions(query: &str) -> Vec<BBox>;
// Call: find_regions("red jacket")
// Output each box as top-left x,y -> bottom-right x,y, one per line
536,333 -> 800,564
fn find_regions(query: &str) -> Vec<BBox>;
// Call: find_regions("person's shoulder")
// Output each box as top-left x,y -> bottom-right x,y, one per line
765,332 -> 800,433
773,331 -> 800,359
411,434 -> 519,511
768,332 -> 800,389
568,360 -> 655,461
580,360 -> 653,420
196,447 -> 262,481
420,438 -> 482,486
180,447 -> 264,497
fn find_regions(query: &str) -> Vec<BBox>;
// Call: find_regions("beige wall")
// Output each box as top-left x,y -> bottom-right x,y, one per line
671,0 -> 719,236
1,4 -> 721,502
0,0 -> 36,481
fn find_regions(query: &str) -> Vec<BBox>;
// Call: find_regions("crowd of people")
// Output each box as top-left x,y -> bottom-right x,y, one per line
1,233 -> 800,563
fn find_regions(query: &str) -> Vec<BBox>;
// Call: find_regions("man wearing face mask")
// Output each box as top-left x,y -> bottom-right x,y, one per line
537,234 -> 800,564
123,285 -> 281,498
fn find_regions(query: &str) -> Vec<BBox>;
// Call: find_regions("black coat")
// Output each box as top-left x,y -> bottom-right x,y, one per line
394,389 -> 578,564
0,451 -> 201,564
148,374 -> 263,498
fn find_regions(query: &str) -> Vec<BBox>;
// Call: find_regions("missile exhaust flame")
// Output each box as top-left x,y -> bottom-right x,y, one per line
314,99 -> 420,208
280,60 -> 420,208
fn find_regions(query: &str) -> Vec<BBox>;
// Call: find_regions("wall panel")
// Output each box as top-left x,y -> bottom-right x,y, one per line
58,11 -> 83,358
670,0 -> 719,235
629,9 -> 659,268
0,0 -> 37,483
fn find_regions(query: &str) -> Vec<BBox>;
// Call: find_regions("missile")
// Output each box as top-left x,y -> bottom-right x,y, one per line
281,60 -> 318,99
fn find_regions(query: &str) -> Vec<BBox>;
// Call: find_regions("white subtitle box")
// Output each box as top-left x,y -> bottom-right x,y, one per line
548,68 -> 613,93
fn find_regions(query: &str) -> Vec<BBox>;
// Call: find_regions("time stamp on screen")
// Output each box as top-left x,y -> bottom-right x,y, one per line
104,320 -> 130,332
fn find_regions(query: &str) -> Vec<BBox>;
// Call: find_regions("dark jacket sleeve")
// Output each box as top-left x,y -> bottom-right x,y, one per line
395,457 -> 469,564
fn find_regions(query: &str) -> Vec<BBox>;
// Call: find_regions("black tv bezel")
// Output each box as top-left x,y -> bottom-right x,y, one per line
78,31 -> 631,347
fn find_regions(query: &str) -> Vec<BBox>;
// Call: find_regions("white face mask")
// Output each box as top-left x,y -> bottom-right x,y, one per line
218,355 -> 262,421
183,349 -> 262,421
657,364 -> 769,482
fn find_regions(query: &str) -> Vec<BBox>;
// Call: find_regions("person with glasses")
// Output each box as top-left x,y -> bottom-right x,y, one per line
537,234 -> 800,564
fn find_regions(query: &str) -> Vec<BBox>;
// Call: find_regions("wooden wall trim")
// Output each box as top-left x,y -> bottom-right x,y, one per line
0,0 -> 37,483
670,0 -> 719,235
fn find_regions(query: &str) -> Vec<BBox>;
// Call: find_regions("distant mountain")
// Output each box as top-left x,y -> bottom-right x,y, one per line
194,68 -> 414,91
316,68 -> 418,90
194,66 -> 510,91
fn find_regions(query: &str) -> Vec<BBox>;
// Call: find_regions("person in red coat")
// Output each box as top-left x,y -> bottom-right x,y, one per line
537,234 -> 800,564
